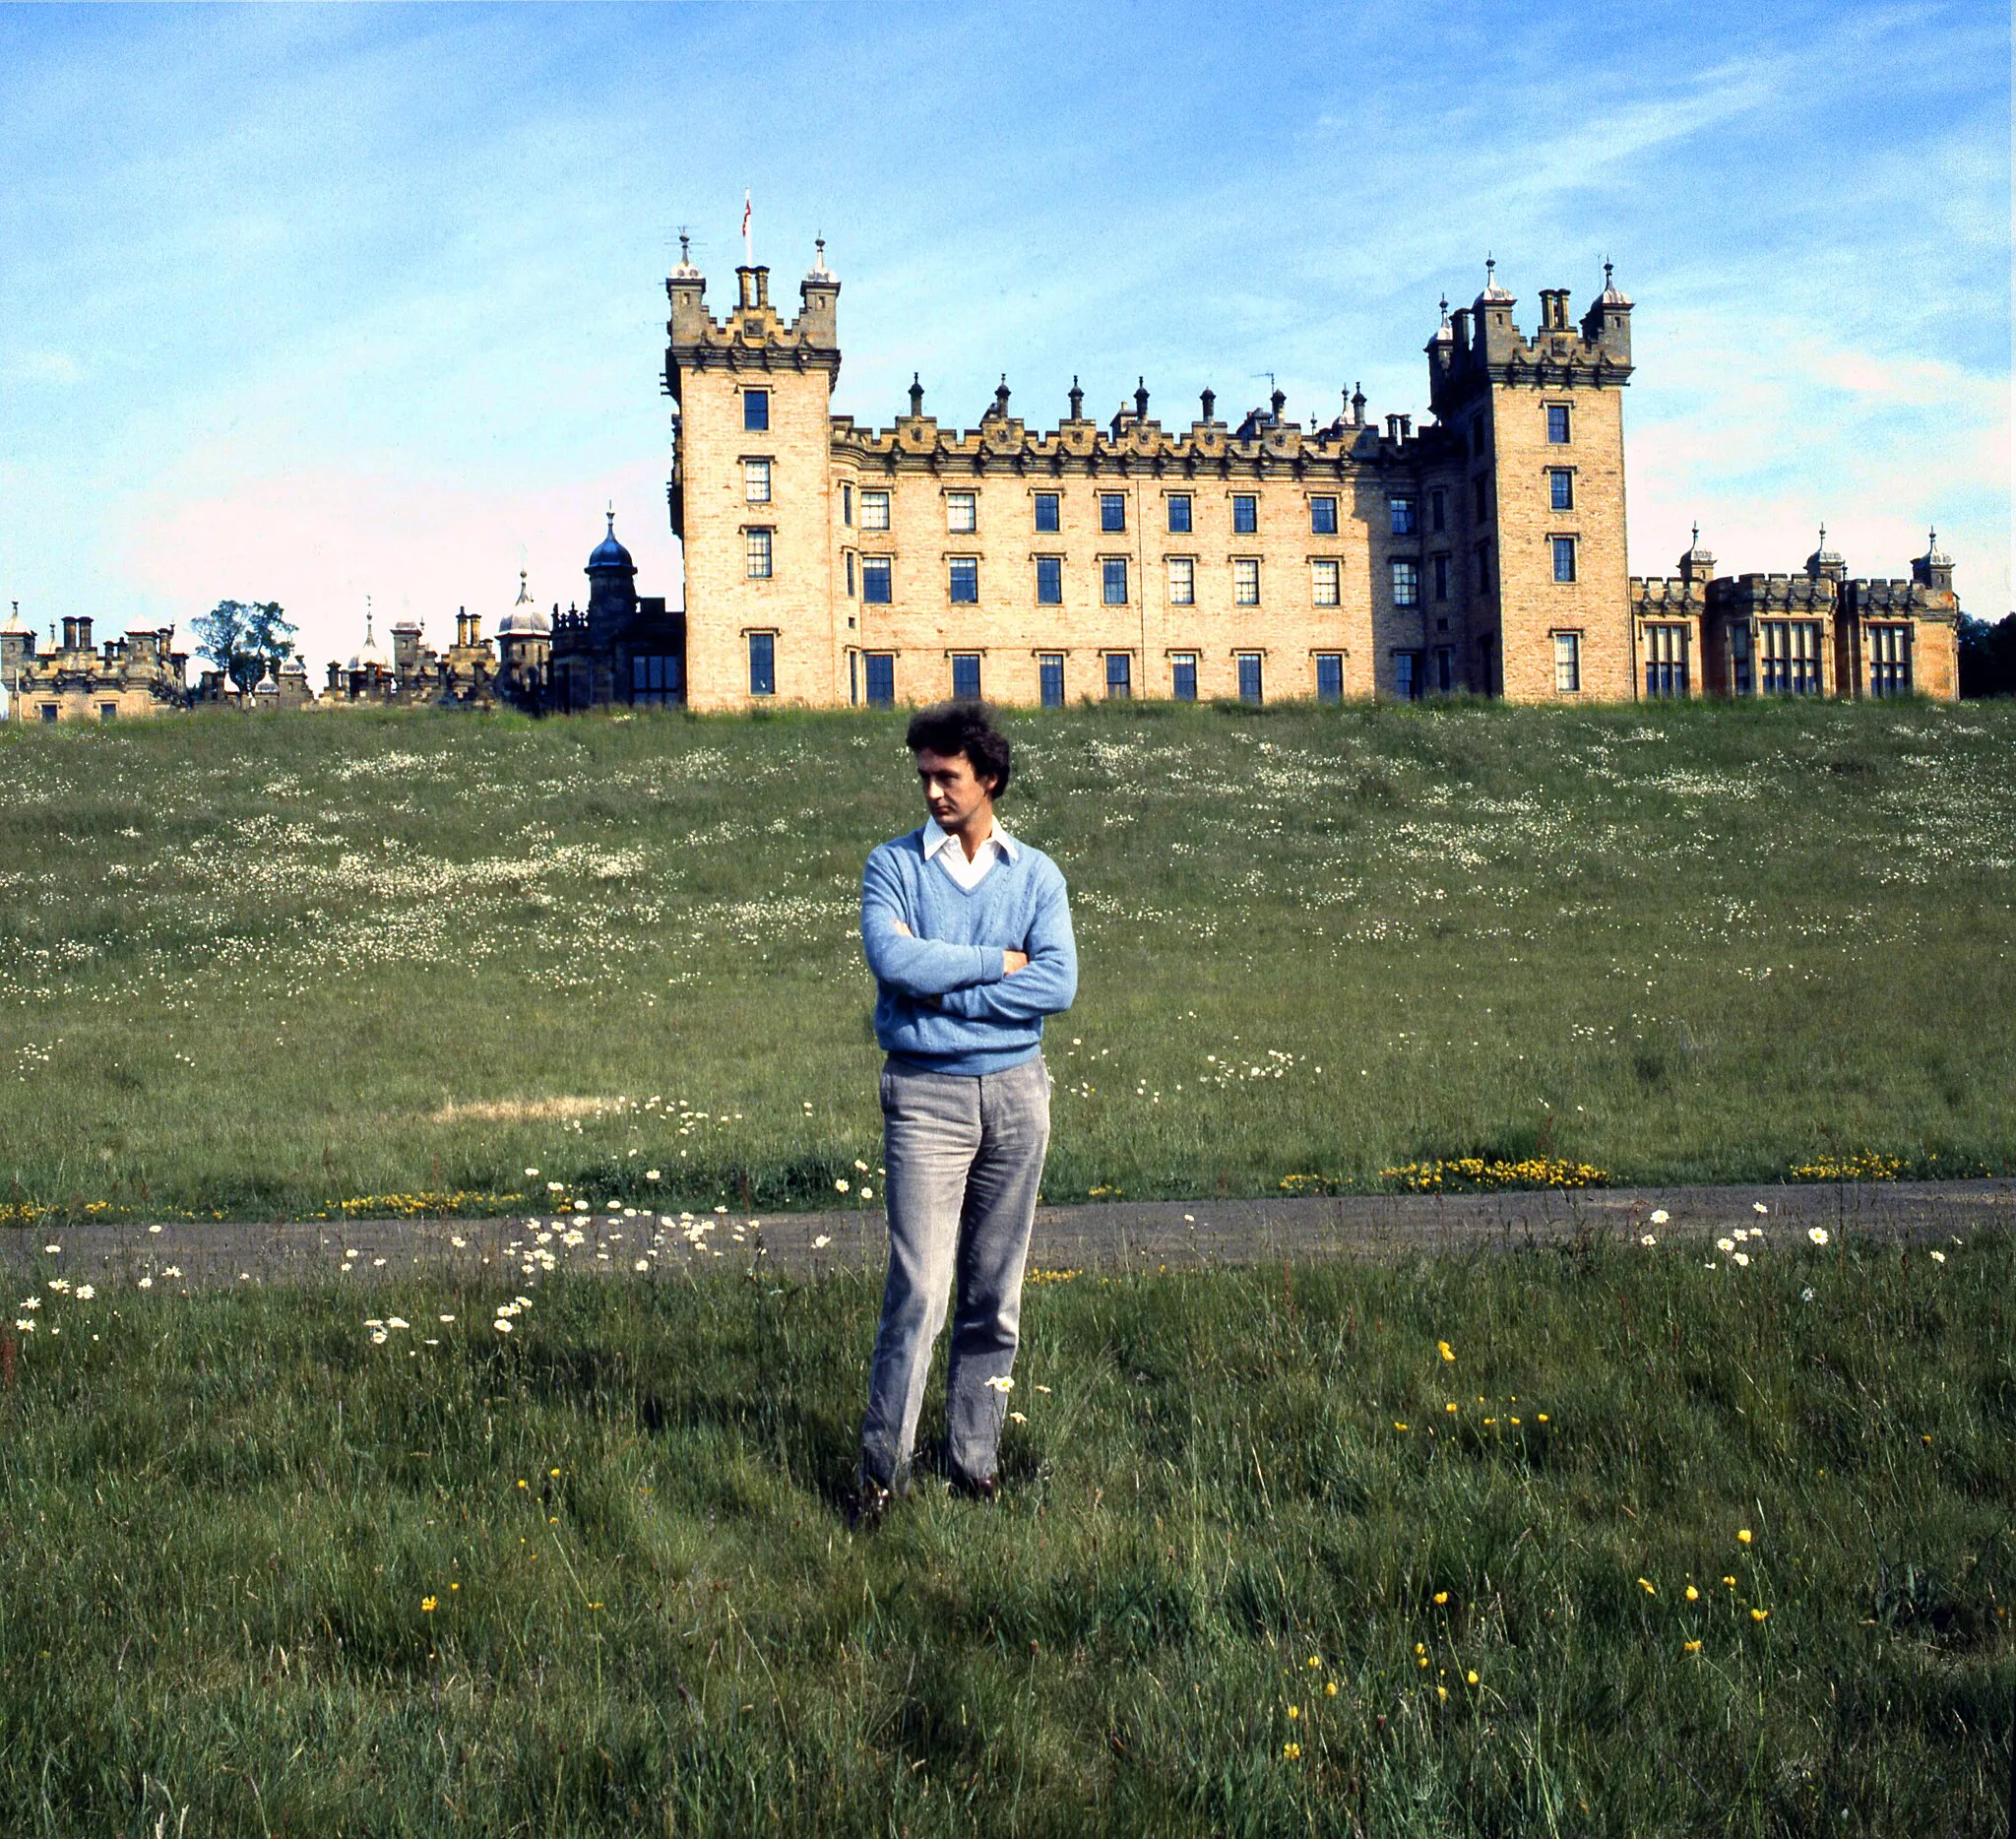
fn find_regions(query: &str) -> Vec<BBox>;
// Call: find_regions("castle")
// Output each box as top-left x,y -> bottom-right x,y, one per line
662,244 -> 1959,710
2,243 -> 1962,721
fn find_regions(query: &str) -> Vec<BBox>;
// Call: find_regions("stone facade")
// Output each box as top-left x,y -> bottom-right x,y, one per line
666,248 -> 1648,711
4,610 -> 190,723
1631,528 -> 1960,702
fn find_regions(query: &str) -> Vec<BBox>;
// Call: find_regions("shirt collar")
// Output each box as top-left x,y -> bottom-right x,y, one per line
921,815 -> 1018,862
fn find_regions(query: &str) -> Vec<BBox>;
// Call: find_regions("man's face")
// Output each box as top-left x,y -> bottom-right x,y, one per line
914,747 -> 996,831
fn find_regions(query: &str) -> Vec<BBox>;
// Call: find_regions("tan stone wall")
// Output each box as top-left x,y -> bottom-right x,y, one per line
1487,382 -> 1634,702
834,466 -> 1382,707
10,683 -> 176,723
679,358 -> 840,714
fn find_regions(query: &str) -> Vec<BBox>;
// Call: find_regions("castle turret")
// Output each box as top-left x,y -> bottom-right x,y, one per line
1679,524 -> 1716,587
1913,528 -> 1954,596
586,510 -> 639,645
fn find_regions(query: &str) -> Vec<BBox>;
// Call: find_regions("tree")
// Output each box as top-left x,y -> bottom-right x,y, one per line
1958,612 -> 2016,699
190,600 -> 292,687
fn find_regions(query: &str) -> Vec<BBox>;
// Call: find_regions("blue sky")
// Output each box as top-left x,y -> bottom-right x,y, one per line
1,1 -> 2007,674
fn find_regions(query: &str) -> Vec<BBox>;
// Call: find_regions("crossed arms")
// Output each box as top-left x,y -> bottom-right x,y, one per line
859,853 -> 1077,1023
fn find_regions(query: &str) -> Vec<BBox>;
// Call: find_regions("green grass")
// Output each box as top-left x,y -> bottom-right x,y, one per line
0,1234 -> 2008,1833
0,697 -> 2011,1220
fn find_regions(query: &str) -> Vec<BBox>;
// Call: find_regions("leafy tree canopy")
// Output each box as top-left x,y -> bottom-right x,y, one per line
1958,612 -> 2016,699
191,600 -> 292,687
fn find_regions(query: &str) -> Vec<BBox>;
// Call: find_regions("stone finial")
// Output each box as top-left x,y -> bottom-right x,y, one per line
993,374 -> 1011,418
908,373 -> 925,418
1352,381 -> 1366,425
1270,386 -> 1287,421
1134,377 -> 1150,419
1068,376 -> 1084,419
1200,387 -> 1216,421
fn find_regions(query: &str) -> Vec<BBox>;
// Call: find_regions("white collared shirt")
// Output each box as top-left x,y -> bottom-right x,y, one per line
921,815 -> 1019,892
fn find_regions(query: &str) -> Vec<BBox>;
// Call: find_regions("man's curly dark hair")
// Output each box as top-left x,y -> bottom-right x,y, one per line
905,699 -> 1012,798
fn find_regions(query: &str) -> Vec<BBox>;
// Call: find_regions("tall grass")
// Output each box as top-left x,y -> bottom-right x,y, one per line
0,1231 -> 2006,1833
0,698 -> 2010,1219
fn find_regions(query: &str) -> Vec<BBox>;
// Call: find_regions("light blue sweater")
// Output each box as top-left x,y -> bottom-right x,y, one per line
860,827 -> 1078,1076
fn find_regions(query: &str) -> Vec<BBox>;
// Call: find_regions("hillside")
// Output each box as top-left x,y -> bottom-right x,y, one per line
0,698 -> 2010,1221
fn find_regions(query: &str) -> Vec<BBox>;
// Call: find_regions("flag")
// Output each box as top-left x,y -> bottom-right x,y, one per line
741,190 -> 751,238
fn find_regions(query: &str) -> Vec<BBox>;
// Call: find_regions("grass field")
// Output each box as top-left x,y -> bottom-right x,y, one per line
0,697 -> 2011,1221
0,1229 -> 2007,1834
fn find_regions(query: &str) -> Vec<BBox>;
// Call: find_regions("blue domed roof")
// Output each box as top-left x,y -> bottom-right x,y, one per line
588,510 -> 633,572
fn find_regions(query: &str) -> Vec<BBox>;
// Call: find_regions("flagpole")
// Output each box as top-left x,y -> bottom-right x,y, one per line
742,188 -> 753,268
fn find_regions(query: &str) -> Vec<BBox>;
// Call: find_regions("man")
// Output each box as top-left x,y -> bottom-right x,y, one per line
852,699 -> 1077,1527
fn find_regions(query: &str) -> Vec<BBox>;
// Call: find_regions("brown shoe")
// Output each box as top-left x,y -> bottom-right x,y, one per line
950,1471 -> 998,1503
846,1476 -> 893,1532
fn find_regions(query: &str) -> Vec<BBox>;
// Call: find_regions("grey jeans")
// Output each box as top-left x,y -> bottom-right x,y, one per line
858,1053 -> 1051,1491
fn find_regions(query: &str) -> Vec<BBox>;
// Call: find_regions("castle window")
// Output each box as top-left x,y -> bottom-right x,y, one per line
1729,621 -> 1752,696
1392,651 -> 1421,701
1645,624 -> 1689,699
1430,489 -> 1447,533
1433,554 -> 1450,602
1167,557 -> 1195,605
1036,556 -> 1063,604
946,492 -> 976,534
743,390 -> 770,433
861,556 -> 893,603
1551,536 -> 1577,584
1102,558 -> 1129,605
748,632 -> 776,697
1100,492 -> 1127,534
1391,560 -> 1420,607
1315,653 -> 1344,703
846,552 -> 855,598
98,703 -> 117,722
1039,653 -> 1065,708
1311,495 -> 1339,536
1167,493 -> 1193,535
1171,653 -> 1197,702
1552,631 -> 1582,694
1389,497 -> 1418,538
1311,559 -> 1340,607
744,459 -> 771,503
1759,620 -> 1823,696
1034,492 -> 1060,533
632,654 -> 681,707
842,481 -> 853,526
948,557 -> 979,602
1548,469 -> 1574,511
864,652 -> 896,708
951,653 -> 981,699
1236,652 -> 1263,705
1546,403 -> 1571,444
38,704 -> 56,723
1433,647 -> 1455,694
1104,652 -> 1133,699
1233,558 -> 1260,606
861,490 -> 891,531
1869,624 -> 1912,698
1231,494 -> 1257,535
745,529 -> 773,580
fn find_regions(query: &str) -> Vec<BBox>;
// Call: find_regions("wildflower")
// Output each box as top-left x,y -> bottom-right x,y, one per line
386,1316 -> 410,1331
1437,1341 -> 1455,1363
137,1277 -> 153,1290
1929,1249 -> 1946,1264
1808,1227 -> 1829,1245
371,1330 -> 389,1345
1737,1529 -> 1752,1545
1649,1209 -> 1669,1225
517,1479 -> 528,1489
1324,1680 -> 1338,1697
438,1314 -> 454,1323
550,1467 -> 561,1478
12,1319 -> 32,1333
1445,1403 -> 1458,1413
645,1170 -> 661,1181
1287,1704 -> 1299,1720
1537,1414 -> 1548,1423
494,1318 -> 514,1334
1750,1607 -> 1769,1622
421,1596 -> 437,1613
1282,1742 -> 1301,1760
812,1235 -> 832,1249
1433,1591 -> 1449,1606
74,1285 -> 94,1300
1466,1670 -> 1479,1685
1753,1203 -> 1768,1215
634,1258 -> 649,1272
450,1236 -> 467,1248
1723,1576 -> 1736,1587
1641,1235 -> 1657,1247
1683,1639 -> 1702,1654
1394,1421 -> 1409,1431
1307,1656 -> 1322,1670
1684,1585 -> 1699,1602
1715,1237 -> 1734,1253
1008,1410 -> 1026,1425
860,1188 -> 872,1200
574,1201 -> 590,1213
1732,1251 -> 1750,1267
1436,1685 -> 1448,1703
1801,1288 -> 1815,1301
1638,1578 -> 1657,1596
982,1374 -> 1014,1392
42,1244 -> 59,1255
525,1168 -> 539,1177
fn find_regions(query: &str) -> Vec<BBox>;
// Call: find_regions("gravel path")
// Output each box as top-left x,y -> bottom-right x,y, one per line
1,1179 -> 2006,1294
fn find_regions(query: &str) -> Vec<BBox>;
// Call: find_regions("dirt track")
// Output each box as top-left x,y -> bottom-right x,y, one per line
1,1180 -> 2005,1293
